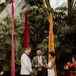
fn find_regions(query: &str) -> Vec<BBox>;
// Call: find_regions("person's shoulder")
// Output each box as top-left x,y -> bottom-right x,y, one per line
21,53 -> 25,56
21,53 -> 27,58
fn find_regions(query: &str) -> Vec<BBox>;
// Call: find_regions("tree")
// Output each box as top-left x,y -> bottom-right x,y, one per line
0,15 -> 23,75
0,0 -> 76,76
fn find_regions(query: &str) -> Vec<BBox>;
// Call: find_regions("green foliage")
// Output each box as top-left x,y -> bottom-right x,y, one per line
0,0 -> 11,12
25,0 -> 43,6
28,6 -> 49,49
21,0 -> 52,52
54,7 -> 71,57
0,4 -> 6,12
0,0 -> 76,76
0,15 -> 24,71
0,16 -> 11,71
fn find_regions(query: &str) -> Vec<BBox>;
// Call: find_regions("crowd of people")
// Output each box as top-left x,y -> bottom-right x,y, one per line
20,47 -> 56,76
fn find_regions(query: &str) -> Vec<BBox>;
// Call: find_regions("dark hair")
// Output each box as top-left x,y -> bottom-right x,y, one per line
48,52 -> 56,57
36,48 -> 41,51
73,56 -> 76,60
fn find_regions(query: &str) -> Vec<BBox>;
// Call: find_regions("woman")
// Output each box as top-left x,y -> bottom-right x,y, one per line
69,57 -> 76,68
69,57 -> 76,76
47,52 -> 56,76
64,56 -> 76,76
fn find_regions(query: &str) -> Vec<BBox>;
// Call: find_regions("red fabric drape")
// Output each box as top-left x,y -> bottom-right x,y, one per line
11,0 -> 15,76
24,11 -> 30,48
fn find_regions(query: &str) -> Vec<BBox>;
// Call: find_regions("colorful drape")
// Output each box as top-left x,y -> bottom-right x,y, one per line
48,14 -> 57,76
24,11 -> 30,48
11,0 -> 15,76
48,14 -> 55,52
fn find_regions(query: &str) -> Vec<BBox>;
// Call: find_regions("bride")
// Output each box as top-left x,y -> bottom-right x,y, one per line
47,52 -> 56,76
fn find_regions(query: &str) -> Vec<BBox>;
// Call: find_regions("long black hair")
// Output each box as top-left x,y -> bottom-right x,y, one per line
48,52 -> 56,57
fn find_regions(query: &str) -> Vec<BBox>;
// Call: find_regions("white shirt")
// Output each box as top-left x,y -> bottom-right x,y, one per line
20,53 -> 32,75
48,61 -> 55,76
38,56 -> 42,65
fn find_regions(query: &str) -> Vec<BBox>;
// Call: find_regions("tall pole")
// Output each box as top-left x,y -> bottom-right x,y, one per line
44,0 -> 57,76
48,14 -> 57,76
11,0 -> 15,76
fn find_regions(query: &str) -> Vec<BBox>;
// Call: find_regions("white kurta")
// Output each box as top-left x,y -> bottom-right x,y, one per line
20,53 -> 32,75
48,60 -> 55,76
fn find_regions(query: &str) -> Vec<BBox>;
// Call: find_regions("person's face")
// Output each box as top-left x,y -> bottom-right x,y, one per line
37,50 -> 42,56
25,48 -> 31,55
28,48 -> 31,55
72,57 -> 75,62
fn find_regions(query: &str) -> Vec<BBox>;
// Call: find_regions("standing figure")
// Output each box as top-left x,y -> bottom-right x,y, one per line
20,47 -> 33,76
32,48 -> 47,76
64,56 -> 76,76
69,56 -> 76,76
47,52 -> 56,76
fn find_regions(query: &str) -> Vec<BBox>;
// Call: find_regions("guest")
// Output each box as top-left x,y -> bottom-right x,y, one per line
69,57 -> 76,68
20,47 -> 33,76
32,48 -> 47,76
64,62 -> 71,70
64,61 -> 71,76
64,56 -> 76,76
64,57 -> 76,70
69,57 -> 76,76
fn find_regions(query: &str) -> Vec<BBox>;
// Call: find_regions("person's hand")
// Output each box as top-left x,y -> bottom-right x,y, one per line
30,71 -> 34,75
38,64 -> 42,68
35,65 -> 38,68
44,64 -> 52,69
41,64 -> 46,68
43,64 -> 48,68
64,65 -> 69,70
47,65 -> 53,69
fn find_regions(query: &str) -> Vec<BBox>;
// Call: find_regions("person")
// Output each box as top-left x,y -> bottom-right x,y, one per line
20,47 -> 33,76
69,57 -> 76,68
69,56 -> 76,76
64,56 -> 76,76
64,61 -> 71,76
32,48 -> 47,76
46,52 -> 56,76
64,62 -> 71,70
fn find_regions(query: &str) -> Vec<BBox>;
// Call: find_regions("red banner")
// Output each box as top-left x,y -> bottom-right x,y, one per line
24,11 -> 30,48
11,0 -> 15,76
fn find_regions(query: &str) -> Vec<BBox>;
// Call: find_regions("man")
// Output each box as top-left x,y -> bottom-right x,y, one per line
32,49 -> 47,76
20,47 -> 33,76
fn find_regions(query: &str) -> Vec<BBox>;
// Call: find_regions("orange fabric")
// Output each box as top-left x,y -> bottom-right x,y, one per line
48,14 -> 57,76
48,14 -> 54,52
